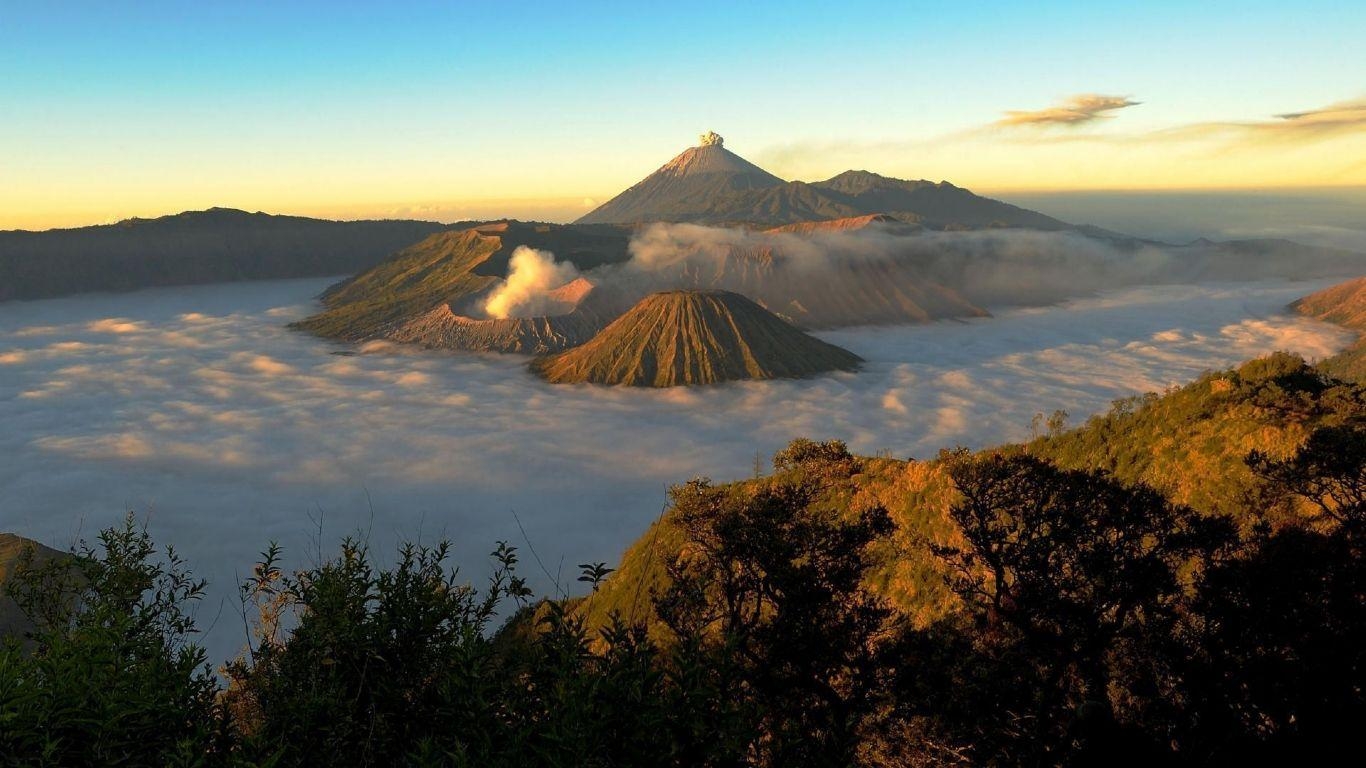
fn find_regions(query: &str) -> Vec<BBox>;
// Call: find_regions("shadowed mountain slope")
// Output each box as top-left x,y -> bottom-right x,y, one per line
531,290 -> 862,387
0,208 -> 444,301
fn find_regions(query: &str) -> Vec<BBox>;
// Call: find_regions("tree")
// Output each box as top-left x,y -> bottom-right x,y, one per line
0,514 -> 224,767
654,439 -> 900,767
934,453 -> 1235,763
1248,424 -> 1366,534
1174,423 -> 1366,761
223,538 -> 531,766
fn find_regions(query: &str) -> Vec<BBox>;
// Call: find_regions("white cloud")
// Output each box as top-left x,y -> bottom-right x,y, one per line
0,276 -> 1354,663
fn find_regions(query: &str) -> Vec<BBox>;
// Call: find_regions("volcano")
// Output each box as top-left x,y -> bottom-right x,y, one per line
576,132 -> 786,225
577,132 -> 1075,230
530,289 -> 862,387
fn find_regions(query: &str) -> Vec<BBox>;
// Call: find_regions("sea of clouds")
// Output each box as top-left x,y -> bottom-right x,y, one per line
0,276 -> 1355,661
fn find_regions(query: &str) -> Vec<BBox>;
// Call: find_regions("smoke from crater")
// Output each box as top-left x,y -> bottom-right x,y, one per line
482,246 -> 582,319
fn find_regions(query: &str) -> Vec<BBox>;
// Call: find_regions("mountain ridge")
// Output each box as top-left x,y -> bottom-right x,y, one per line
0,208 -> 445,301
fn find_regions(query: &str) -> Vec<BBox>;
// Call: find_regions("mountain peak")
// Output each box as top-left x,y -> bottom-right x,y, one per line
576,136 -> 1075,230
656,142 -> 780,180
576,138 -> 785,224
530,289 -> 861,387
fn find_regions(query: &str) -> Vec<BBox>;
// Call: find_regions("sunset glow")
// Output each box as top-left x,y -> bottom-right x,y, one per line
3,1 -> 1363,230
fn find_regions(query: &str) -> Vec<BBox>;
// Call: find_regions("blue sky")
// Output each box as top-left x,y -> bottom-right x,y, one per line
2,1 -> 1364,228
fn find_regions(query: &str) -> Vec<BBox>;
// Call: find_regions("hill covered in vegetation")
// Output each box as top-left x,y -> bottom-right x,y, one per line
576,352 -> 1366,630
0,208 -> 444,301
1294,274 -> 1366,382
0,534 -> 66,644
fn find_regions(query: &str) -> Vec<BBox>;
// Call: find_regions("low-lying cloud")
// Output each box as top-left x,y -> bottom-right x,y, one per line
0,276 -> 1354,662
555,223 -> 1366,320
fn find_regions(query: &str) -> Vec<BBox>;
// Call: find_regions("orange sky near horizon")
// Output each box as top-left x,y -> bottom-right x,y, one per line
6,123 -> 1365,232
4,2 -> 1364,232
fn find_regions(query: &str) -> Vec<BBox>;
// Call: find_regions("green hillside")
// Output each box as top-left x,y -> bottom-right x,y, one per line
575,352 -> 1366,630
1293,275 -> 1366,382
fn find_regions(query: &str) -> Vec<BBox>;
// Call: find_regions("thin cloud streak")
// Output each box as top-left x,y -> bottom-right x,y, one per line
1157,98 -> 1366,143
751,95 -> 1366,184
996,94 -> 1141,128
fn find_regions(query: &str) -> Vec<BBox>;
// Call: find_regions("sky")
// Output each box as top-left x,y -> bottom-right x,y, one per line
2,0 -> 1365,230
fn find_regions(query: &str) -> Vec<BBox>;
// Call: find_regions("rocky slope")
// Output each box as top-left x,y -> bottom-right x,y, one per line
385,279 -> 627,354
294,221 -> 632,351
297,218 -> 989,350
0,208 -> 444,301
576,133 -> 786,225
530,290 -> 862,387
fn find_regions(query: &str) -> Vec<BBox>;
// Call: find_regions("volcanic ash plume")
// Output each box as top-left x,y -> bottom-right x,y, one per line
483,246 -> 582,319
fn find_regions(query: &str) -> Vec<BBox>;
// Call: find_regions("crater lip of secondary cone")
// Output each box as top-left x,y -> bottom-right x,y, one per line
530,289 -> 863,387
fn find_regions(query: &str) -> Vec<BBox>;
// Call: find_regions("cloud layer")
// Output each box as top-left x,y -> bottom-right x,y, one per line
1163,98 -> 1366,143
0,277 -> 1353,661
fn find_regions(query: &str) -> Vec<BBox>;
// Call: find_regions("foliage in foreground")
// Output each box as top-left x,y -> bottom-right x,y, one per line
1,417 -> 1363,766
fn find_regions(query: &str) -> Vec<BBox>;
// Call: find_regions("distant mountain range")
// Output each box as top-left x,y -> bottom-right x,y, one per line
7,133 -> 1362,395
0,208 -> 444,301
577,132 -> 1075,230
293,217 -> 987,375
290,135 -> 1364,387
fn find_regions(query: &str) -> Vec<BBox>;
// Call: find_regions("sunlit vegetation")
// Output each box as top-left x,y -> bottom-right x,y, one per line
1293,275 -> 1366,383
2,353 -> 1363,766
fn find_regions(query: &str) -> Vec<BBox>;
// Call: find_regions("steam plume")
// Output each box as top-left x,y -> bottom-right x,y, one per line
483,246 -> 582,319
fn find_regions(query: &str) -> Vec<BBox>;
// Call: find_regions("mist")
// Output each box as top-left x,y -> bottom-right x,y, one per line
996,188 -> 1366,251
0,276 -> 1353,662
541,223 -> 1366,322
